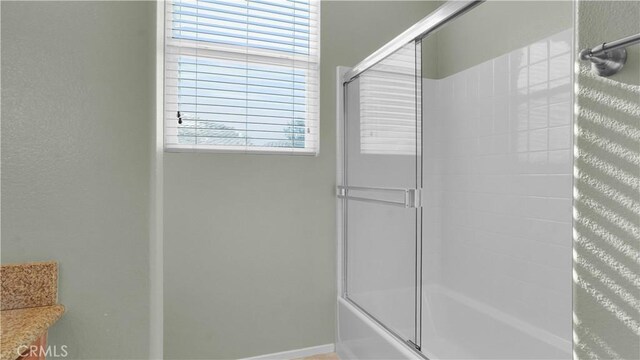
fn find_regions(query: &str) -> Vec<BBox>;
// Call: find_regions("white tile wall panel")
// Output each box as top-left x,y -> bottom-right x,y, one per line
421,29 -> 573,358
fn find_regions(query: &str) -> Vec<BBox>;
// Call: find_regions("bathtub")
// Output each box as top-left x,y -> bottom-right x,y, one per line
336,285 -> 571,360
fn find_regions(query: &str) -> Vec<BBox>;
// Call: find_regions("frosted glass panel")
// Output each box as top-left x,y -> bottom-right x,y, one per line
344,41 -> 421,345
346,201 -> 417,339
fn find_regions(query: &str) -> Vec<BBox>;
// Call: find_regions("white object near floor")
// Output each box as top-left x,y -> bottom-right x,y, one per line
238,344 -> 335,360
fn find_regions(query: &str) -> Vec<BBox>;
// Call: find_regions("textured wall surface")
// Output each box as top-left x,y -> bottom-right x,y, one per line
1,2 -> 154,359
162,2 -> 441,359
574,1 -> 640,359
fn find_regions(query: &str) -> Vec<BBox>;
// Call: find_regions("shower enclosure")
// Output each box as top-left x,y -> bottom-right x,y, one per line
336,1 -> 574,359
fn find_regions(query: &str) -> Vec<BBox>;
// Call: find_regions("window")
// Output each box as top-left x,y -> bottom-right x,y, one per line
360,43 -> 420,156
163,0 -> 320,154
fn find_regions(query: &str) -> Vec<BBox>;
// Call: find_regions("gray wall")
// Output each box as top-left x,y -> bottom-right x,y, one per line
1,2 -> 154,359
423,0 -> 573,78
162,1 -> 441,359
574,1 -> 640,359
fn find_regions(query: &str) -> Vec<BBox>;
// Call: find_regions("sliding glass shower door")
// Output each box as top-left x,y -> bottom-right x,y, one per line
341,41 -> 422,348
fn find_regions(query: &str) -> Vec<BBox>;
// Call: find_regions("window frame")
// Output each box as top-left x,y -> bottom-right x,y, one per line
161,0 -> 321,155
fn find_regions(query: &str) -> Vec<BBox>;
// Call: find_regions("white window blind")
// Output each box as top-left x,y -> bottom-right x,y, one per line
164,0 -> 320,154
360,43 -> 420,156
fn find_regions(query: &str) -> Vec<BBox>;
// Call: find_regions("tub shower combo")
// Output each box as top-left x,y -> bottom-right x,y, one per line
336,2 -> 576,359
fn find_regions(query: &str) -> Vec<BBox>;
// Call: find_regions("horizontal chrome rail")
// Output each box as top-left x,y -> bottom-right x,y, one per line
343,0 -> 482,83
579,33 -> 640,77
336,185 -> 421,208
580,33 -> 640,59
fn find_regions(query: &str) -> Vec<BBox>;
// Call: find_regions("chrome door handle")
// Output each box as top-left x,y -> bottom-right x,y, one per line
336,185 -> 421,208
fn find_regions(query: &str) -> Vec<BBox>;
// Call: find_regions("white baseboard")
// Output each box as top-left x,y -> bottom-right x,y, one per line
239,343 -> 335,360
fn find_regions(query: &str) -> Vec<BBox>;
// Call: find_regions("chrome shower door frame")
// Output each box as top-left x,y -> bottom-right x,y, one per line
339,38 -> 424,351
336,1 -> 482,358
